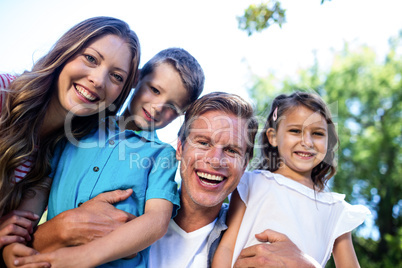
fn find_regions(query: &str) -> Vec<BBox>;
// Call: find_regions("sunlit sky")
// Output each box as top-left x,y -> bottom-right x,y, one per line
1,0 -> 401,239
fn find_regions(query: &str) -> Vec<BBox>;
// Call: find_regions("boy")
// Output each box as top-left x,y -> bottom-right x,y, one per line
10,48 -> 204,267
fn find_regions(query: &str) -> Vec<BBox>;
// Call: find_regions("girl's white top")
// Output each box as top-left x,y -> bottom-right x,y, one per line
231,170 -> 371,267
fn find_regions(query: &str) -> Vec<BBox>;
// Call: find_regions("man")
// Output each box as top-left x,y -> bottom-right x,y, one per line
6,93 -> 318,268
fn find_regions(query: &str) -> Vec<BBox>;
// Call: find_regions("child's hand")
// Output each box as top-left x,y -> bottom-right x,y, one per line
0,210 -> 39,248
14,247 -> 91,268
2,242 -> 50,268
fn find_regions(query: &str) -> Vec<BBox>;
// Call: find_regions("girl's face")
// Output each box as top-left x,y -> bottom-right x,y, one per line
55,34 -> 132,117
267,105 -> 328,185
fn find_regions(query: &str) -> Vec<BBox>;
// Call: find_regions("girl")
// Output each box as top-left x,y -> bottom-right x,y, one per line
0,16 -> 140,250
213,92 -> 370,267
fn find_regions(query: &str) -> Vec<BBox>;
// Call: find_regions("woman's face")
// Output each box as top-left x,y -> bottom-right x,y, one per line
55,34 -> 132,117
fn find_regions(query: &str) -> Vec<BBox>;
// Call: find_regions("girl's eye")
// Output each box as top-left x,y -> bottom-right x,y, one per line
314,132 -> 325,136
150,87 -> 160,95
289,129 -> 301,134
112,73 -> 124,82
85,55 -> 96,64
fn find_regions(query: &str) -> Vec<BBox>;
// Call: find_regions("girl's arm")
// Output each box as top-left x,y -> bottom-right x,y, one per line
332,231 -> 360,268
212,189 -> 246,268
14,198 -> 173,267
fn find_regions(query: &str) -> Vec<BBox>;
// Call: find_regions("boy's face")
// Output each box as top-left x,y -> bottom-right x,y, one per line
126,62 -> 189,131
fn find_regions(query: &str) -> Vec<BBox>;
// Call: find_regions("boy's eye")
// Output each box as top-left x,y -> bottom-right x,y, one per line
150,87 -> 160,95
168,105 -> 180,115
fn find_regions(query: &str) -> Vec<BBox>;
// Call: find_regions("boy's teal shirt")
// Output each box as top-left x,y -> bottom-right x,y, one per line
48,118 -> 180,268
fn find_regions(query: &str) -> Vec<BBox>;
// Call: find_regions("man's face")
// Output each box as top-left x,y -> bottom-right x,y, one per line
177,110 -> 249,209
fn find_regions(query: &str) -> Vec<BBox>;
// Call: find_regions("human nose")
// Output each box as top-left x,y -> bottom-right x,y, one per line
152,103 -> 164,114
204,148 -> 226,168
301,131 -> 313,149
89,68 -> 107,89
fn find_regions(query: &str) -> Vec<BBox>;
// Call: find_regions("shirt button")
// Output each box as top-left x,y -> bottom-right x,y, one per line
109,140 -> 115,145
93,166 -> 99,172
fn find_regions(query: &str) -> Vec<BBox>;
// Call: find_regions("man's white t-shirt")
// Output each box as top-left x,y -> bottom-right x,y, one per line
149,218 -> 217,268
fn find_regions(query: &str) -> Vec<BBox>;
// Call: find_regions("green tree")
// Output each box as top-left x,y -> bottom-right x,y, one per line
238,0 -> 331,35
247,34 -> 402,267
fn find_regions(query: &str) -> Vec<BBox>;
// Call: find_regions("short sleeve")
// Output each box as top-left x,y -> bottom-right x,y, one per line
0,73 -> 16,113
146,146 -> 180,217
237,171 -> 252,206
333,201 -> 371,239
0,73 -> 15,89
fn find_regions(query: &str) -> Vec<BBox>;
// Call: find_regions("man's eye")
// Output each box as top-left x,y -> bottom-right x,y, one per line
198,141 -> 209,147
226,148 -> 238,155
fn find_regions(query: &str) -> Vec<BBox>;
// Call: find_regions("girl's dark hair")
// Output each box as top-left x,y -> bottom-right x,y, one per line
255,91 -> 338,191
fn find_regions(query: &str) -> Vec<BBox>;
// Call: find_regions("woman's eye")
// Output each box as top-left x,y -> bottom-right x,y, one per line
150,87 -> 160,95
314,132 -> 325,136
112,73 -> 124,82
85,55 -> 96,63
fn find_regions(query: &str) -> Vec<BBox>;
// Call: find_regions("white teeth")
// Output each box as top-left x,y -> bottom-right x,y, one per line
197,172 -> 224,182
75,85 -> 96,101
297,152 -> 313,157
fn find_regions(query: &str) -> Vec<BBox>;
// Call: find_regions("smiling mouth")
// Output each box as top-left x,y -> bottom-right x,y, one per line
143,108 -> 157,122
197,171 -> 225,186
75,85 -> 98,102
295,151 -> 316,158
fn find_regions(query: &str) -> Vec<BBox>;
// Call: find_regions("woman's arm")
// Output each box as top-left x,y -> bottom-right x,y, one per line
212,189 -> 246,268
1,176 -> 51,249
14,198 -> 173,267
2,178 -> 51,267
333,232 -> 360,268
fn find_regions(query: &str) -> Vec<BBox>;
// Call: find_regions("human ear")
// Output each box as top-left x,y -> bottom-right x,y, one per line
176,139 -> 183,161
266,128 -> 277,147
